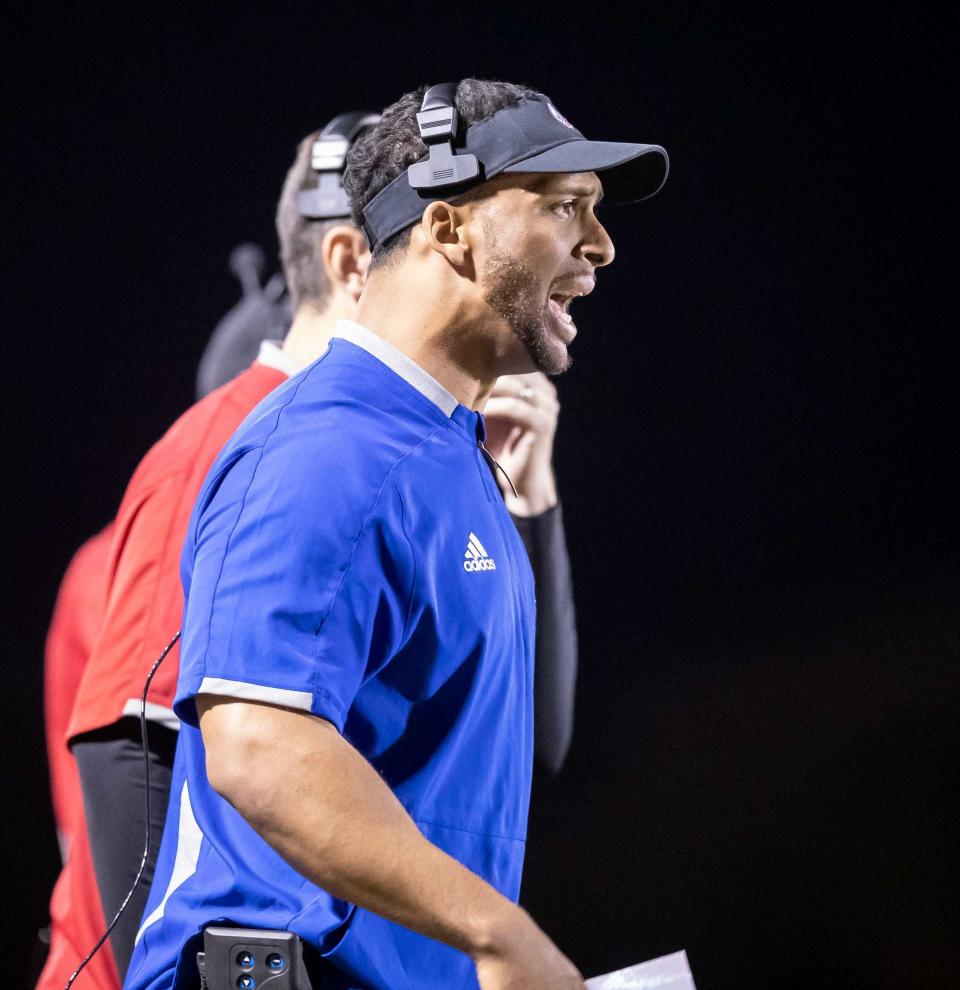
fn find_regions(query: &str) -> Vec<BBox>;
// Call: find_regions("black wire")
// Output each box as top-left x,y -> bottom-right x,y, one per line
64,629 -> 181,990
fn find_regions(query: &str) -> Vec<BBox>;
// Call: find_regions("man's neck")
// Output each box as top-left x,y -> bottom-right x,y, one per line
352,271 -> 500,411
281,300 -> 341,371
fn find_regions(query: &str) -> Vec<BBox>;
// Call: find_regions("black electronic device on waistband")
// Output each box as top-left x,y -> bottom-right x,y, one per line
298,111 -> 380,220
198,927 -> 314,990
407,82 -> 480,191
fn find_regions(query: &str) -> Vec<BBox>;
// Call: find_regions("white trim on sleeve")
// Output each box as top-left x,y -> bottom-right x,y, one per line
121,699 -> 181,731
197,677 -> 314,713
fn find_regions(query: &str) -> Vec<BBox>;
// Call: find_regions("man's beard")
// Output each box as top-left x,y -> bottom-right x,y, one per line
481,250 -> 572,376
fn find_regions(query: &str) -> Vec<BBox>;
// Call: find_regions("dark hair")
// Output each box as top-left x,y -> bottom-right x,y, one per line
275,132 -> 343,311
343,78 -> 541,267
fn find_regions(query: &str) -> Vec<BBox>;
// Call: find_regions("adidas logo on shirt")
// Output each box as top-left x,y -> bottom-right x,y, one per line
463,532 -> 497,572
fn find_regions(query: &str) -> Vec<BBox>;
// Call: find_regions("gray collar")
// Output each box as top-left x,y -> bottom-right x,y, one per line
332,319 -> 459,417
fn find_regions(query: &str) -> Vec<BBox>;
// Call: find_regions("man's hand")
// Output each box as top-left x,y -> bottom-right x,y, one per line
473,908 -> 585,989
483,373 -> 560,517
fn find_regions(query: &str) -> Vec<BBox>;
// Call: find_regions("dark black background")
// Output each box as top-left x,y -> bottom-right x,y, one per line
3,5 -> 956,988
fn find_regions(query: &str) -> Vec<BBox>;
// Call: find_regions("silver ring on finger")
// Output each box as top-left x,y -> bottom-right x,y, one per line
521,385 -> 536,402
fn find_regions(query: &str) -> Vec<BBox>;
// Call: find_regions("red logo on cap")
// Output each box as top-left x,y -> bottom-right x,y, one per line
547,102 -> 574,129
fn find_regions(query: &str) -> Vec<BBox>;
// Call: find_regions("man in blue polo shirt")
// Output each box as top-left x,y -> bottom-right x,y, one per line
126,78 -> 667,990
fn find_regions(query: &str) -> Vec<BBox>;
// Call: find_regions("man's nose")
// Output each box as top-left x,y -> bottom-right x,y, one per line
581,217 -> 615,268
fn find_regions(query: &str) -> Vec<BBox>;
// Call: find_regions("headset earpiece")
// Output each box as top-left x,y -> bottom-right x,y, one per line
298,111 -> 380,220
408,82 -> 480,191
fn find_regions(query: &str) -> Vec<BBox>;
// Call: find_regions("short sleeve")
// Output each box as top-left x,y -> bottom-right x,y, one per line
174,433 -> 415,732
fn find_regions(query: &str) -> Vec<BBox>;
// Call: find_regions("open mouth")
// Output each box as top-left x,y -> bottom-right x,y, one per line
548,293 -> 575,326
545,290 -> 581,346
544,275 -> 593,346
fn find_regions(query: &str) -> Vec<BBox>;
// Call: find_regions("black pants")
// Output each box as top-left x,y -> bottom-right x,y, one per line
72,718 -> 177,981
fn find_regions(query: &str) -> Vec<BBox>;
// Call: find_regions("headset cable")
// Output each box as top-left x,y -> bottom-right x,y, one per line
64,629 -> 181,990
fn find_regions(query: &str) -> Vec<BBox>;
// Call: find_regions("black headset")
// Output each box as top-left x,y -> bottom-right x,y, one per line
407,82 -> 480,191
298,111 -> 380,219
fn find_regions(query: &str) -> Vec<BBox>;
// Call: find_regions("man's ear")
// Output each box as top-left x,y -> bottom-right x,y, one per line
417,200 -> 475,270
321,224 -> 371,303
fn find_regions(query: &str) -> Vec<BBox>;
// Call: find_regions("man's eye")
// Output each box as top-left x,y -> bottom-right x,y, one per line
552,200 -> 576,218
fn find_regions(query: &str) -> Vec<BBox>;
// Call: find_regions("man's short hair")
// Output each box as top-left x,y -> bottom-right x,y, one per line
275,132 -> 343,312
344,79 -> 541,268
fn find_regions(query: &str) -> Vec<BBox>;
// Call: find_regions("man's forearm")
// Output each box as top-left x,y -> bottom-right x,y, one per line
512,503 -> 578,774
197,696 -> 523,957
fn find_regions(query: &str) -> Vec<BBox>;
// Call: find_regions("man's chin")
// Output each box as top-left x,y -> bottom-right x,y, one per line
540,339 -> 572,375
515,322 -> 572,376
542,349 -> 573,376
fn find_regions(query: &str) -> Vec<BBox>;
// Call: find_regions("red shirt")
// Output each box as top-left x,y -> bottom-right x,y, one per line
45,525 -> 113,844
39,526 -> 119,990
67,359 -> 287,742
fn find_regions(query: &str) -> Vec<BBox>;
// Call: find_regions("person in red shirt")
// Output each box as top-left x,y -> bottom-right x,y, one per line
64,109 -> 578,981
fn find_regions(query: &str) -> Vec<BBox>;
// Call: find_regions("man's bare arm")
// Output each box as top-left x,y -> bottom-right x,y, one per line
197,695 -> 584,989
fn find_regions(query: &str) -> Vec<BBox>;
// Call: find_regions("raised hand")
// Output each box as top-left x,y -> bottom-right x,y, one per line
482,372 -> 560,517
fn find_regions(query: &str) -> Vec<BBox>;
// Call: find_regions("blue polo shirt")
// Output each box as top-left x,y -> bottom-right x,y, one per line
125,320 -> 536,990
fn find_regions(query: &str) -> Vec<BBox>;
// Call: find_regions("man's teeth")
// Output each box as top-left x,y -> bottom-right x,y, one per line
551,296 -> 574,323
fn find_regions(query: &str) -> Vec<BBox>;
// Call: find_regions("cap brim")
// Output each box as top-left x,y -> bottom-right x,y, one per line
503,140 -> 669,203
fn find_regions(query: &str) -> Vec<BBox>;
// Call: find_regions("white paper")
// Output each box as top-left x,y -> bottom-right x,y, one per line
585,949 -> 696,989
